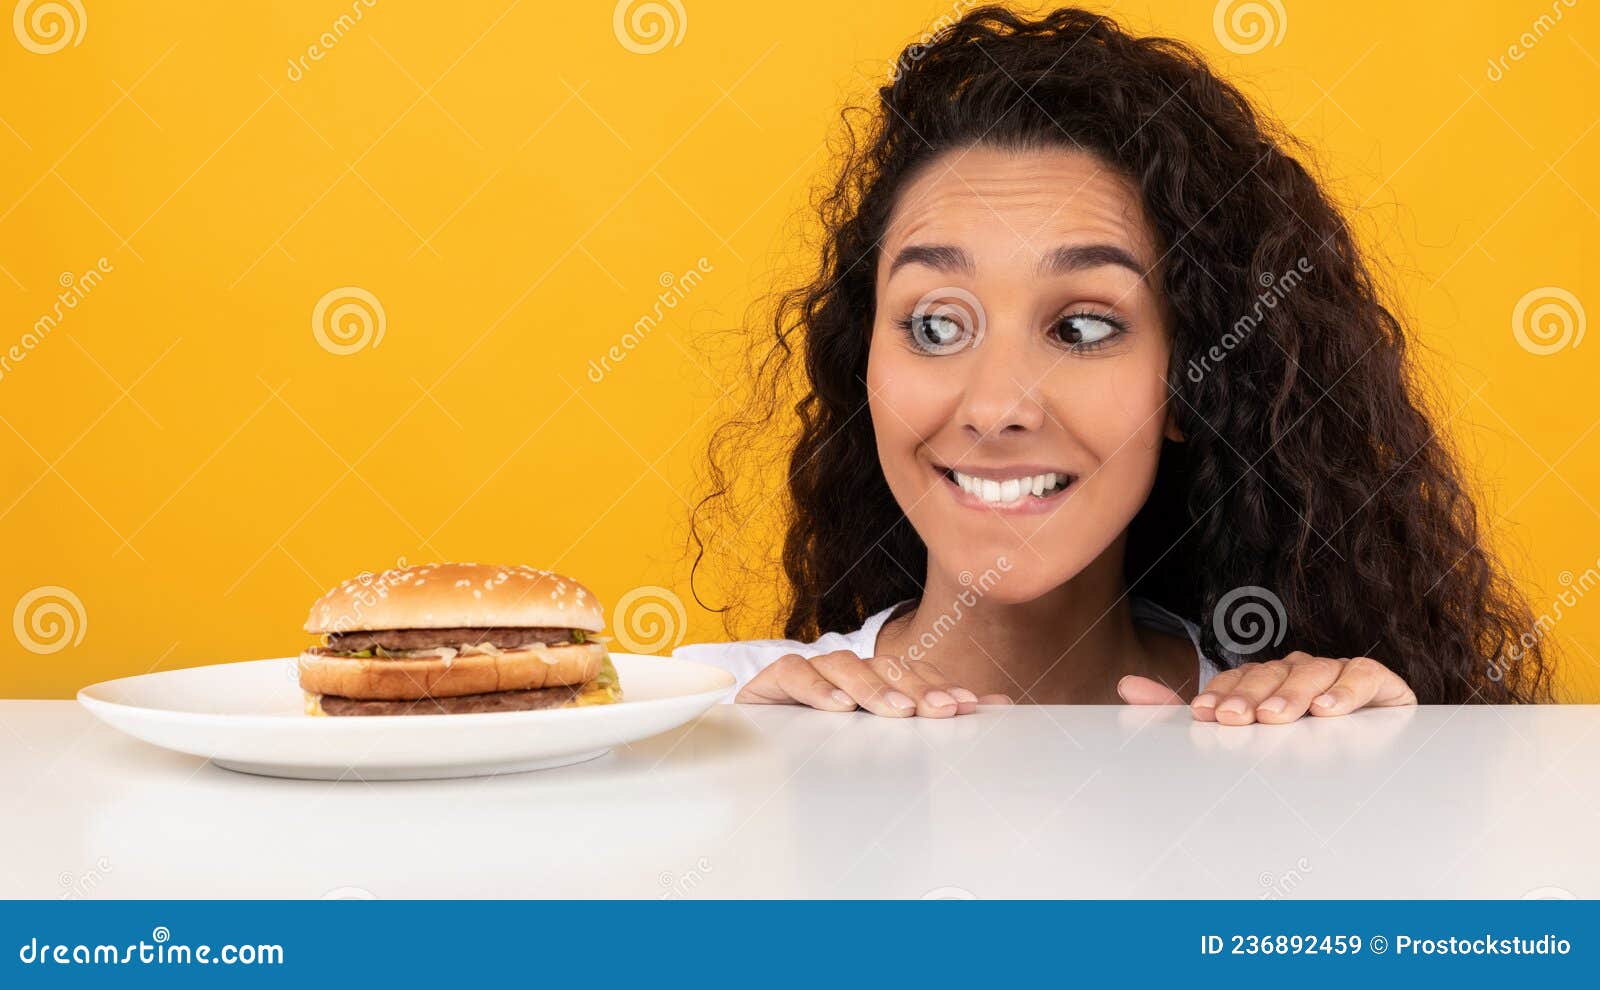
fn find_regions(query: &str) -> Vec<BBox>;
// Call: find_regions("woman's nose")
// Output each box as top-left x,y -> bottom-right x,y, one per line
955,337 -> 1048,438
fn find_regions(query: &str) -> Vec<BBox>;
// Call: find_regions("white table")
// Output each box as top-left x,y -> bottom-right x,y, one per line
3,701 -> 1596,899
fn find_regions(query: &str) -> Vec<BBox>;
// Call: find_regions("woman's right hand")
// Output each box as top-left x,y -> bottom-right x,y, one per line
734,650 -> 1013,717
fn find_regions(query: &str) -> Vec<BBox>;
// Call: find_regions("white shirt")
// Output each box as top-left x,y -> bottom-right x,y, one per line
672,595 -> 1223,699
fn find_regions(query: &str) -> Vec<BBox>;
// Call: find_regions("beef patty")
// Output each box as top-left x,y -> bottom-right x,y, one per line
317,682 -> 582,716
324,626 -> 579,652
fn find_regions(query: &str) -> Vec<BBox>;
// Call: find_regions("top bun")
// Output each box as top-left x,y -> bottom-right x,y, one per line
304,562 -> 605,634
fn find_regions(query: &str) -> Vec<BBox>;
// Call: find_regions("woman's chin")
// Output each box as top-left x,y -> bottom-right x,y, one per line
931,553 -> 1088,606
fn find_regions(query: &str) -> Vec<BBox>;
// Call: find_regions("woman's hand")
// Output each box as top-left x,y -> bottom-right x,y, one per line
1117,652 -> 1417,725
735,650 -> 1013,717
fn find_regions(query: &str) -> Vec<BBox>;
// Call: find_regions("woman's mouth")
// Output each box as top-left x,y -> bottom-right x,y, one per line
937,465 -> 1076,511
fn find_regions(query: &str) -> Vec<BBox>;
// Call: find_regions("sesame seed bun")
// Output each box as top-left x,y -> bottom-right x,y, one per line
303,562 -> 604,634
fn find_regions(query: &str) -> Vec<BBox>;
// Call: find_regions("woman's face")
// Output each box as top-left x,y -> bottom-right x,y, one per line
867,145 -> 1178,603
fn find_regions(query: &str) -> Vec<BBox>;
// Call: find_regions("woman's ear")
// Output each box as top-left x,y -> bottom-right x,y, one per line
1164,408 -> 1185,443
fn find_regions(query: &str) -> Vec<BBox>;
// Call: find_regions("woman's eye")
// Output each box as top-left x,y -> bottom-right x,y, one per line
912,313 -> 966,349
1052,311 -> 1125,350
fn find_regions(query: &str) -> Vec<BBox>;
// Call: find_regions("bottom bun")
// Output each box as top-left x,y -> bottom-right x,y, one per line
298,640 -> 607,700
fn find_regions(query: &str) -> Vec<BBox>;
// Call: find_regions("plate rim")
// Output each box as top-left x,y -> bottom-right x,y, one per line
76,652 -> 735,726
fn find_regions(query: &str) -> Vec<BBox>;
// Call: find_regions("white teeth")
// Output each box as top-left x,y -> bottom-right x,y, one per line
949,469 -> 1069,504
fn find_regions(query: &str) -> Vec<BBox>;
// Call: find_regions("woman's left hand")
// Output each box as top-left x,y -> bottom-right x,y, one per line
1117,652 -> 1417,725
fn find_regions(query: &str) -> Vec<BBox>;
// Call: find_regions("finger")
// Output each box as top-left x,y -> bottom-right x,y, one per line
1311,657 -> 1416,717
1214,661 -> 1291,726
1190,666 -> 1247,722
976,694 -> 1015,706
869,657 -> 959,718
1254,655 -> 1342,724
891,660 -> 980,715
734,654 -> 855,711
812,651 -> 916,717
1117,675 -> 1186,706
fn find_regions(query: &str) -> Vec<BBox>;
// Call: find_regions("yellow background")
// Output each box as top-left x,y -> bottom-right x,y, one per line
1,1 -> 1595,699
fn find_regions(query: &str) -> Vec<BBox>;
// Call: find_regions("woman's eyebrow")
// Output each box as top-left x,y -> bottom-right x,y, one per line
887,243 -> 974,276
1038,243 -> 1150,280
887,242 -> 1151,280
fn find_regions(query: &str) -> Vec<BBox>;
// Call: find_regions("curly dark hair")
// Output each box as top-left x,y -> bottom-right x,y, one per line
689,4 -> 1555,704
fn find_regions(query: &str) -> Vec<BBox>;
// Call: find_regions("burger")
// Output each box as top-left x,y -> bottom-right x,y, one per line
299,562 -> 620,716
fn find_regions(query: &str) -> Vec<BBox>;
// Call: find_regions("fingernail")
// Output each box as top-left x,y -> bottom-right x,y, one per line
830,689 -> 854,708
885,691 -> 915,711
950,687 -> 977,704
1192,693 -> 1218,710
1312,693 -> 1336,709
925,690 -> 956,709
1257,696 -> 1286,715
1217,698 -> 1248,716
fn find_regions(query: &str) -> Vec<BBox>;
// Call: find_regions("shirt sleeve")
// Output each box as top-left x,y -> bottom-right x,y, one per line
671,629 -> 869,700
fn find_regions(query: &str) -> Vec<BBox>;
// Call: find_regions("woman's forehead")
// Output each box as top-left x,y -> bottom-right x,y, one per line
880,145 -> 1158,272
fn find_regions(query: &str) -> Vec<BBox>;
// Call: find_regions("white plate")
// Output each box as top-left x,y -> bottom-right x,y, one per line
77,653 -> 735,780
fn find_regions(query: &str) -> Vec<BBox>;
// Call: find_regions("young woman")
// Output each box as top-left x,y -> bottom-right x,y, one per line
673,6 -> 1555,723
